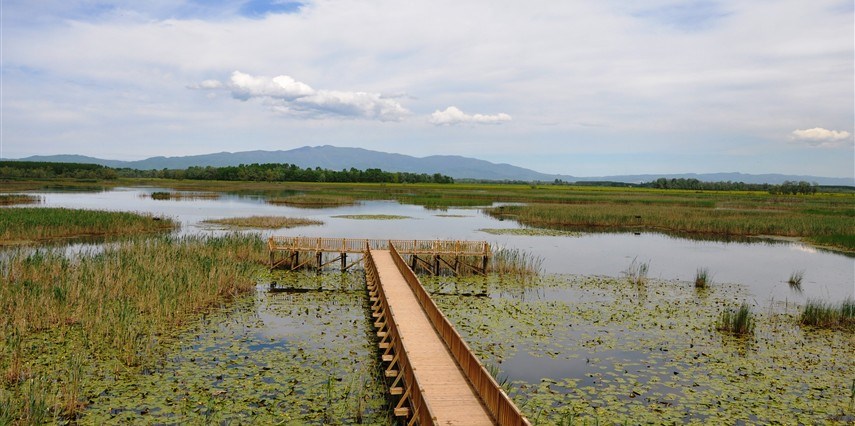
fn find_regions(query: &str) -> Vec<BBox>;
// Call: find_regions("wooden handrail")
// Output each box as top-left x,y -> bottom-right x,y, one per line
364,246 -> 438,425
269,236 -> 491,257
387,243 -> 530,426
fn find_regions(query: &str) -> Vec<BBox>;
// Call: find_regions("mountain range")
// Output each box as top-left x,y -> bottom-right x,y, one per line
16,145 -> 854,186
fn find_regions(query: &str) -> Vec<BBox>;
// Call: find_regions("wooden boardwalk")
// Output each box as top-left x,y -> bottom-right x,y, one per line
366,244 -> 530,426
372,249 -> 494,425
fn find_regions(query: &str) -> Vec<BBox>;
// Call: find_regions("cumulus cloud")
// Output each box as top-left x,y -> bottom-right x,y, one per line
195,71 -> 409,121
791,127 -> 852,148
429,106 -> 511,125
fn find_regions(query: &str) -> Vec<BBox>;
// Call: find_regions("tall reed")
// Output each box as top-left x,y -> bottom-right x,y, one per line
0,234 -> 267,421
799,299 -> 854,329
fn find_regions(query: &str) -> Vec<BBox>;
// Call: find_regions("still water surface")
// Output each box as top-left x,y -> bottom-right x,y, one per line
27,187 -> 853,302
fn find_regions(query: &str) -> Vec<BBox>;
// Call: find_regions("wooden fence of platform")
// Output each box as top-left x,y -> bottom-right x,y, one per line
268,236 -> 492,274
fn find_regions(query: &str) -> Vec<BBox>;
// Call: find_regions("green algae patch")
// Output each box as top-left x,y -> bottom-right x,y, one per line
423,274 -> 855,424
479,228 -> 582,237
332,214 -> 411,220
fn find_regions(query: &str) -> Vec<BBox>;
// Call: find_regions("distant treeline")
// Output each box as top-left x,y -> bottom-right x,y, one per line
1,161 -> 453,184
0,161 -> 119,180
642,177 -> 819,194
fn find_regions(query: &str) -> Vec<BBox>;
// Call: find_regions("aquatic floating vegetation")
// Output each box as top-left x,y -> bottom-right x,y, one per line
800,298 -> 855,329
331,214 -> 411,220
479,228 -> 581,237
429,274 -> 852,423
148,191 -> 220,200
434,214 -> 472,218
203,216 -> 323,229
0,194 -> 41,206
717,303 -> 755,336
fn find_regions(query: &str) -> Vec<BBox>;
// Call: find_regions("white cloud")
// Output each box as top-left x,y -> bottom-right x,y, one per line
792,127 -> 852,148
429,106 -> 511,125
197,71 -> 409,121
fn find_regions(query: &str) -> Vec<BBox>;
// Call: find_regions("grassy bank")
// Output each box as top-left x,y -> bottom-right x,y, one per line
0,208 -> 177,245
0,234 -> 267,421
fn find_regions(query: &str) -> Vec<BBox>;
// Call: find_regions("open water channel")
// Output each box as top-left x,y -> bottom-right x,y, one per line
13,187 -> 855,423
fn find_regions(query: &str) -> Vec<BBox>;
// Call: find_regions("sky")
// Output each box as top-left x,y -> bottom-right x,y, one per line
1,0 -> 853,178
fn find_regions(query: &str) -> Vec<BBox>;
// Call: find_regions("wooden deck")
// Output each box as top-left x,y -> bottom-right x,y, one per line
372,249 -> 494,425
366,244 -> 530,425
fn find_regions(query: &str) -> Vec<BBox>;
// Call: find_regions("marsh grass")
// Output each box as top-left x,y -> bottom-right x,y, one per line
0,207 -> 176,245
268,194 -> 356,208
787,270 -> 804,291
491,247 -> 543,277
0,194 -> 41,206
695,268 -> 711,289
332,214 -> 411,220
717,303 -> 755,336
0,234 -> 267,421
147,191 -> 220,200
799,299 -> 855,329
623,257 -> 649,286
203,216 -> 323,229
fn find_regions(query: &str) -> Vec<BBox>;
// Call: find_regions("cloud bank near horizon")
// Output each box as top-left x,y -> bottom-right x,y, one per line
429,107 -> 511,125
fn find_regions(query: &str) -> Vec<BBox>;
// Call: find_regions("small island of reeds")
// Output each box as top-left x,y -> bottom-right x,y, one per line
0,208 -> 176,245
203,216 -> 323,229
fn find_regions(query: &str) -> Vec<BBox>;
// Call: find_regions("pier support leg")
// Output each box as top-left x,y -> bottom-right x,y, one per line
433,255 -> 440,276
410,255 -> 417,272
341,253 -> 347,272
482,255 -> 489,274
316,252 -> 323,272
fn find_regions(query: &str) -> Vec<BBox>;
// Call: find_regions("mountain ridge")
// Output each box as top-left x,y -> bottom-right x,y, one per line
14,145 -> 854,186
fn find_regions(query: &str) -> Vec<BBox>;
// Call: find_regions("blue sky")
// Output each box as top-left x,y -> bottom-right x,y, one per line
1,0 -> 853,178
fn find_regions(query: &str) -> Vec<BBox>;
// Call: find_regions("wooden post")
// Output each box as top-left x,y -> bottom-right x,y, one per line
410,254 -> 417,272
341,253 -> 347,272
316,252 -> 323,272
269,250 -> 275,269
433,255 -> 440,275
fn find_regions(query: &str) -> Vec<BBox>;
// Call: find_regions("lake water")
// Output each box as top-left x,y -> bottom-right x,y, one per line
21,186 -> 854,303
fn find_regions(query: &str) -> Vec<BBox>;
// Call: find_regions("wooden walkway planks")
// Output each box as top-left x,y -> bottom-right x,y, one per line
372,249 -> 495,425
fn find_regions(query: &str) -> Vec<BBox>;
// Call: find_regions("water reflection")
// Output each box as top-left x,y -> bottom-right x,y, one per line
12,186 -> 854,302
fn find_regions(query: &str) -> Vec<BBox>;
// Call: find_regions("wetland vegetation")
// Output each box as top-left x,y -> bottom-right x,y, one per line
0,195 -> 41,206
0,208 -> 176,245
202,216 -> 323,229
1,234 -> 268,422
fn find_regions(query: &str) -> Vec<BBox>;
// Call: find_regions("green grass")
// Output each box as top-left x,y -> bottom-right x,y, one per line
0,208 -> 176,245
203,216 -> 323,229
0,234 -> 267,421
717,303 -> 755,336
799,299 -> 855,329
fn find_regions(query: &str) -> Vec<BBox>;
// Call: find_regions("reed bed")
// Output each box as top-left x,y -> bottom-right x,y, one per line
623,257 -> 650,286
0,234 -> 267,421
267,193 -> 357,208
717,303 -> 755,336
0,208 -> 176,245
490,247 -> 543,277
487,203 -> 854,251
146,191 -> 220,200
203,216 -> 323,229
799,299 -> 855,329
0,194 -> 41,206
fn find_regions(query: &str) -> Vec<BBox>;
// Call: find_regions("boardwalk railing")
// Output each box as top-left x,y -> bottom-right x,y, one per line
269,236 -> 491,257
387,243 -> 531,426
364,245 -> 437,425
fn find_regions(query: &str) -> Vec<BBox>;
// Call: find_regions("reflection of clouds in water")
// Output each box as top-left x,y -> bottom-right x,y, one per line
789,244 -> 817,254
